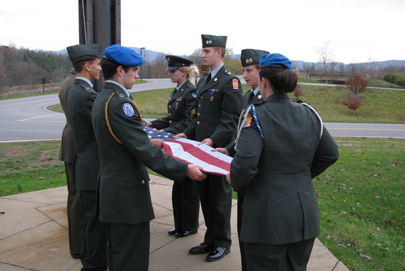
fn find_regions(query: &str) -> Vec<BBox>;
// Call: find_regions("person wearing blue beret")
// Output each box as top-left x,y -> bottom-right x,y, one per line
227,53 -> 339,270
91,44 -> 207,271
66,44 -> 108,271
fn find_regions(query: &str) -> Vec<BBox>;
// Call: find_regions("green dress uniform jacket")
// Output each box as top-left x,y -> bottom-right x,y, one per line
183,65 -> 242,249
67,77 -> 107,270
59,68 -> 76,164
230,93 -> 339,246
67,78 -> 100,191
183,65 -> 242,147
226,88 -> 264,157
151,79 -> 196,135
58,68 -> 81,255
91,82 -> 189,225
150,79 -> 199,232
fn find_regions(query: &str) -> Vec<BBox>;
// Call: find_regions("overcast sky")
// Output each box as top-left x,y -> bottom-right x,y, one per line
1,0 -> 404,64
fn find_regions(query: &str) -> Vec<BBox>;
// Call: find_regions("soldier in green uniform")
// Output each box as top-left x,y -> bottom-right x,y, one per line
58,67 -> 82,259
91,44 -> 206,271
146,55 -> 200,238
228,53 -> 339,271
66,44 -> 107,271
177,34 -> 243,262
214,48 -> 269,270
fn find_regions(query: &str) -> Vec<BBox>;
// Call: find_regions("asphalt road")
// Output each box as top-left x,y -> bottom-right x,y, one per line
1,78 -> 404,142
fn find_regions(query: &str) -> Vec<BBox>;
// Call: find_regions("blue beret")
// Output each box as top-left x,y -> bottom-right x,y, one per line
104,44 -> 144,67
260,53 -> 293,71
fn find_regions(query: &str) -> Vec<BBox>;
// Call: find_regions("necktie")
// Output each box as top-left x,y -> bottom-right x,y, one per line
206,73 -> 211,83
248,91 -> 254,103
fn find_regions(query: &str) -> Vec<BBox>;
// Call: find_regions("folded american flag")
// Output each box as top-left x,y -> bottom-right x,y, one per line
144,127 -> 233,176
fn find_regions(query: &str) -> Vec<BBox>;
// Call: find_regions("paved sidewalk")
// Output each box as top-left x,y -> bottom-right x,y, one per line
0,175 -> 349,271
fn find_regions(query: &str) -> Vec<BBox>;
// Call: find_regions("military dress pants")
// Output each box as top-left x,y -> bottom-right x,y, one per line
106,221 -> 150,271
198,174 -> 232,248
237,192 -> 247,271
65,162 -> 81,255
172,176 -> 200,231
78,190 -> 108,271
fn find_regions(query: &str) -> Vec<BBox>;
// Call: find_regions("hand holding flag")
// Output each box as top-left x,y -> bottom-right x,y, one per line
144,127 -> 233,176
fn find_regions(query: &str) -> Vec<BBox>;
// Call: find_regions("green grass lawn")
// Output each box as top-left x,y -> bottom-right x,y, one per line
132,84 -> 405,123
1,138 -> 404,270
315,137 -> 404,270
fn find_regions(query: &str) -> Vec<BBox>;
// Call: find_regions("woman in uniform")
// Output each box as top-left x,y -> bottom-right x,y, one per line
146,55 -> 200,237
227,53 -> 339,270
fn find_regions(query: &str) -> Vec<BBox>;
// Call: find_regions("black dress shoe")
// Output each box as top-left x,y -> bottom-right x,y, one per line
206,247 -> 231,262
175,229 -> 198,238
168,228 -> 178,235
189,243 -> 214,254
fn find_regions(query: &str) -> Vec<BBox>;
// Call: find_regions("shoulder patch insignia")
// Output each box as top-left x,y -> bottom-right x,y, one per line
243,113 -> 252,127
122,102 -> 135,117
232,78 -> 239,90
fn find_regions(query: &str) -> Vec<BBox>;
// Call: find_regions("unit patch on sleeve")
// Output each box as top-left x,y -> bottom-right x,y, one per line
232,79 -> 239,90
243,113 -> 252,127
122,102 -> 135,117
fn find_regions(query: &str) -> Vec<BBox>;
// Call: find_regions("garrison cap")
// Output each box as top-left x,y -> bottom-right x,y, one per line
201,34 -> 227,48
241,49 -> 270,67
166,55 -> 193,71
103,44 -> 144,67
67,44 -> 102,62
260,53 -> 293,71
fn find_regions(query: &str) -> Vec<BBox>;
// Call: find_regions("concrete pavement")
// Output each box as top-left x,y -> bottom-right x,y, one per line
0,175 -> 349,271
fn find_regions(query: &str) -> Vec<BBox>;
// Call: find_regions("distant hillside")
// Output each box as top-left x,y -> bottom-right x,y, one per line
292,60 -> 405,69
54,48 -> 405,67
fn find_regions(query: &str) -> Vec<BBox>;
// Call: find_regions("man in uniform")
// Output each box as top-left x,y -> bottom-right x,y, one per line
215,48 -> 269,270
91,44 -> 206,271
66,44 -> 107,271
58,67 -> 81,259
177,34 -> 243,262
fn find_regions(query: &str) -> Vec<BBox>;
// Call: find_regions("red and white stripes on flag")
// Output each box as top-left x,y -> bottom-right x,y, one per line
144,127 -> 233,176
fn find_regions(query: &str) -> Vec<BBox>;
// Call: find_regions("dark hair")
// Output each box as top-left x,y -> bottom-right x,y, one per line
259,67 -> 298,94
100,58 -> 129,80
72,56 -> 98,73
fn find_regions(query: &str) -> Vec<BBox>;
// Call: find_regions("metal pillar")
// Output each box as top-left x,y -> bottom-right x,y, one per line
78,0 -> 121,92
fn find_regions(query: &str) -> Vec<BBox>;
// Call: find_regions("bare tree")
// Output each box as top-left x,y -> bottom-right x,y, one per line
366,55 -> 377,78
314,41 -> 334,83
188,48 -> 203,65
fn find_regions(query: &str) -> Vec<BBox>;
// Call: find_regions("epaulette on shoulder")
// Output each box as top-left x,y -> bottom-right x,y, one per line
80,84 -> 90,90
223,69 -> 236,77
115,90 -> 129,101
